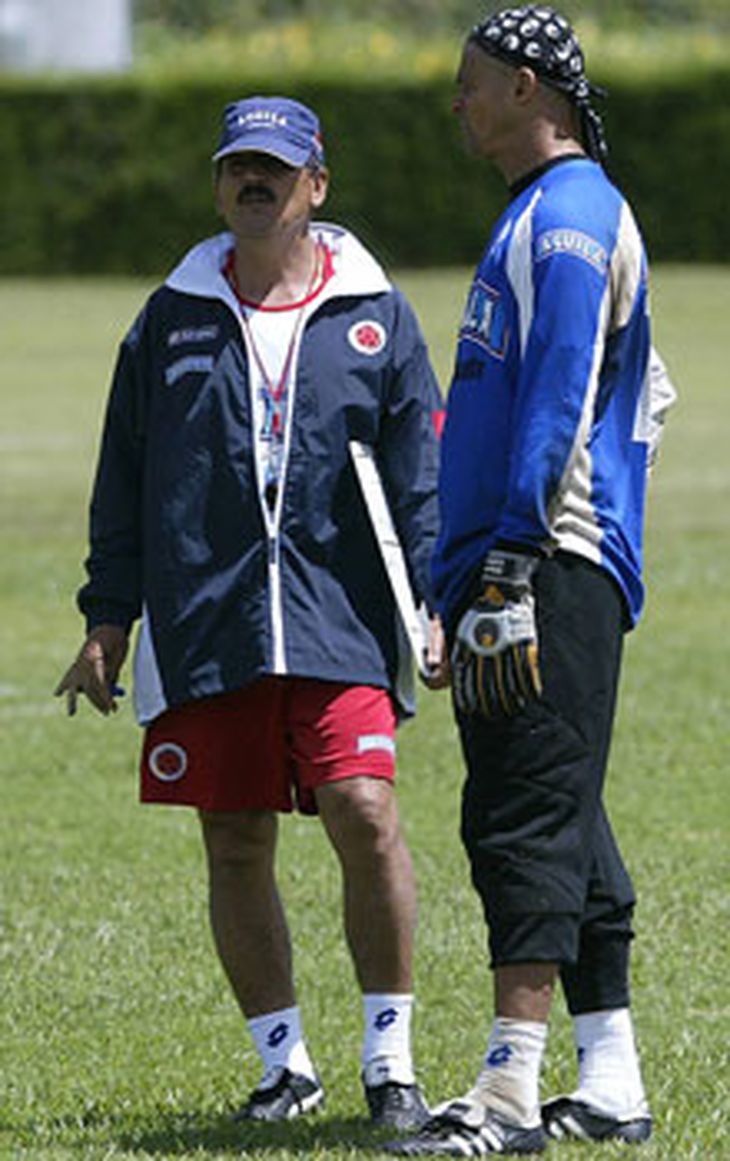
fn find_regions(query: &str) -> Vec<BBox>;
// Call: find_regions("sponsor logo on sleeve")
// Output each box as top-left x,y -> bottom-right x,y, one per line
348,320 -> 387,356
535,228 -> 608,273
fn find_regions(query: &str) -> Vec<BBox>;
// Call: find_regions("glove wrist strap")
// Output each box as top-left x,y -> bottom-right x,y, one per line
482,548 -> 538,592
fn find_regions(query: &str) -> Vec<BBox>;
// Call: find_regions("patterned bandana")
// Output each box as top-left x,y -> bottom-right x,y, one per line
469,5 -> 608,162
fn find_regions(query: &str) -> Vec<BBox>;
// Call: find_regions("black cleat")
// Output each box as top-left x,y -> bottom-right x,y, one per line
386,1099 -> 547,1155
365,1077 -> 431,1131
232,1066 -> 324,1122
542,1095 -> 652,1144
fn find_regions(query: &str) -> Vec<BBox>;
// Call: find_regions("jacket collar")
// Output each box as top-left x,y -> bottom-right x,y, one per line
165,222 -> 392,306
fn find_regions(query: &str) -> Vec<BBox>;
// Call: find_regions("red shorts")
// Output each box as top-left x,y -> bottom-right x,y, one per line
140,677 -> 397,815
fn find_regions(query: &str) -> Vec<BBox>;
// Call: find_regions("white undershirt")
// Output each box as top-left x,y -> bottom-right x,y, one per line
244,303 -> 306,508
234,246 -> 334,514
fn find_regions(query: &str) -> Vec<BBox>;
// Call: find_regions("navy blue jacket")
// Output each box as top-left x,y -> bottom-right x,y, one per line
78,225 -> 443,723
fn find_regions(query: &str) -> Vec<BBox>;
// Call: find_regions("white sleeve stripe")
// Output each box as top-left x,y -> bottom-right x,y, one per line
549,286 -> 610,558
507,190 -> 541,355
609,202 -> 645,332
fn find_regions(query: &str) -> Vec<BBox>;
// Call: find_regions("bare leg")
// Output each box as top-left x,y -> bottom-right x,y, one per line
456,963 -> 559,1127
198,809 -> 294,1016
315,777 -> 417,992
495,962 -> 558,1022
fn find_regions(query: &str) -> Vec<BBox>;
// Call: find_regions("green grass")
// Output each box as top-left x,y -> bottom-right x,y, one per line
1,266 -> 729,1159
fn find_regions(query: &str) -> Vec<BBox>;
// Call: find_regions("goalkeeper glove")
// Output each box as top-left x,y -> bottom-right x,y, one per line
451,548 -> 542,719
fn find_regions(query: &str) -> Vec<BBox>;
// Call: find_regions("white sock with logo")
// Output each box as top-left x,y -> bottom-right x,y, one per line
572,1008 -> 648,1118
468,1017 -> 547,1129
361,993 -> 415,1086
247,1005 -> 317,1084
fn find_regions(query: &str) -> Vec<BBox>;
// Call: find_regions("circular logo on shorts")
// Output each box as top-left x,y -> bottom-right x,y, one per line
348,320 -> 386,356
149,742 -> 188,783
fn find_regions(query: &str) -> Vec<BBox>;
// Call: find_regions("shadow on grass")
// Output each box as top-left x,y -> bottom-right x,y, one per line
116,1110 -> 388,1154
12,1107 -> 402,1156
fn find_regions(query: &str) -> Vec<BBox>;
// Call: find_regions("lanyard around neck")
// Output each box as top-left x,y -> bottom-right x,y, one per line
225,244 -> 323,435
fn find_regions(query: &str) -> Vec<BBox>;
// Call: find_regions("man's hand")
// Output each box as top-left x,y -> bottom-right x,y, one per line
451,549 -> 542,718
420,614 -> 451,690
54,624 -> 129,717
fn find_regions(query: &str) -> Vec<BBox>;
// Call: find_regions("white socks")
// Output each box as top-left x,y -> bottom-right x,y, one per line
469,1018 -> 547,1128
248,994 -> 416,1088
361,993 -> 416,1086
247,1006 -> 317,1083
464,1009 -> 646,1126
572,1008 -> 648,1118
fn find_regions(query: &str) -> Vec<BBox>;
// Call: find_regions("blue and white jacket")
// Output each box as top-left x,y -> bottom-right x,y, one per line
78,224 -> 443,723
433,157 -> 675,631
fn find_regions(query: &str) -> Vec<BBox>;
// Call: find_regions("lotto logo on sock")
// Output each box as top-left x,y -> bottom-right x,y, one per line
487,1044 -> 513,1068
267,1021 -> 289,1048
375,1007 -> 398,1031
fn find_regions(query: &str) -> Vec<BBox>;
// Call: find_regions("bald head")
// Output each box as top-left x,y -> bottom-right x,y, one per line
467,5 -> 607,162
454,39 -> 585,184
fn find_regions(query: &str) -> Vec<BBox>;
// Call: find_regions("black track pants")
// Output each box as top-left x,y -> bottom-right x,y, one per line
457,552 -> 636,1013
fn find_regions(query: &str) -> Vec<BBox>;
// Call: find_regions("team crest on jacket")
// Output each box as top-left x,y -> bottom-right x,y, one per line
348,320 -> 386,355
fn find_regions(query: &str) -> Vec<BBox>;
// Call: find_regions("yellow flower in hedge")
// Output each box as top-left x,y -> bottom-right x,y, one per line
368,29 -> 397,61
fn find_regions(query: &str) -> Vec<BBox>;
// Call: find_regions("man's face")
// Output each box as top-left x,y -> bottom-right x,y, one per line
453,42 -> 521,160
215,150 -> 328,240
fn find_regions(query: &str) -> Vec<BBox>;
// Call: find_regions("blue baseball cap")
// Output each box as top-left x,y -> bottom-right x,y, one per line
212,96 -> 325,169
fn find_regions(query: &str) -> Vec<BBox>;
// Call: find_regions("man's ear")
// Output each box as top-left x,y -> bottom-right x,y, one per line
310,167 -> 329,209
514,66 -> 540,105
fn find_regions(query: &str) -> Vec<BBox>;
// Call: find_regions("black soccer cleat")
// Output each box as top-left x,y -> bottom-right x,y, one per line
232,1066 -> 324,1122
386,1099 -> 547,1155
541,1095 -> 653,1144
365,1076 -> 431,1131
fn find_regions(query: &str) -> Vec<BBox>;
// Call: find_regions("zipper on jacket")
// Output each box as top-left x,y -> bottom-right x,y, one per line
223,259 -> 332,681
268,533 -> 286,673
225,288 -> 289,678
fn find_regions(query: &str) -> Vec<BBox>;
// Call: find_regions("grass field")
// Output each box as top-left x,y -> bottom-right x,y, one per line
1,266 -> 729,1160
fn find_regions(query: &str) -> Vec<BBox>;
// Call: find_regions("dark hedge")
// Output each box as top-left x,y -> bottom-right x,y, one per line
0,64 -> 728,275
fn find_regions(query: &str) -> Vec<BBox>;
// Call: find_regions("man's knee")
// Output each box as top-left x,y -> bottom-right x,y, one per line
198,809 -> 277,870
316,776 -> 401,855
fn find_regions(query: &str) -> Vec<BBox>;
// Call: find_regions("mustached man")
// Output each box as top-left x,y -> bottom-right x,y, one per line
57,95 -> 449,1130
